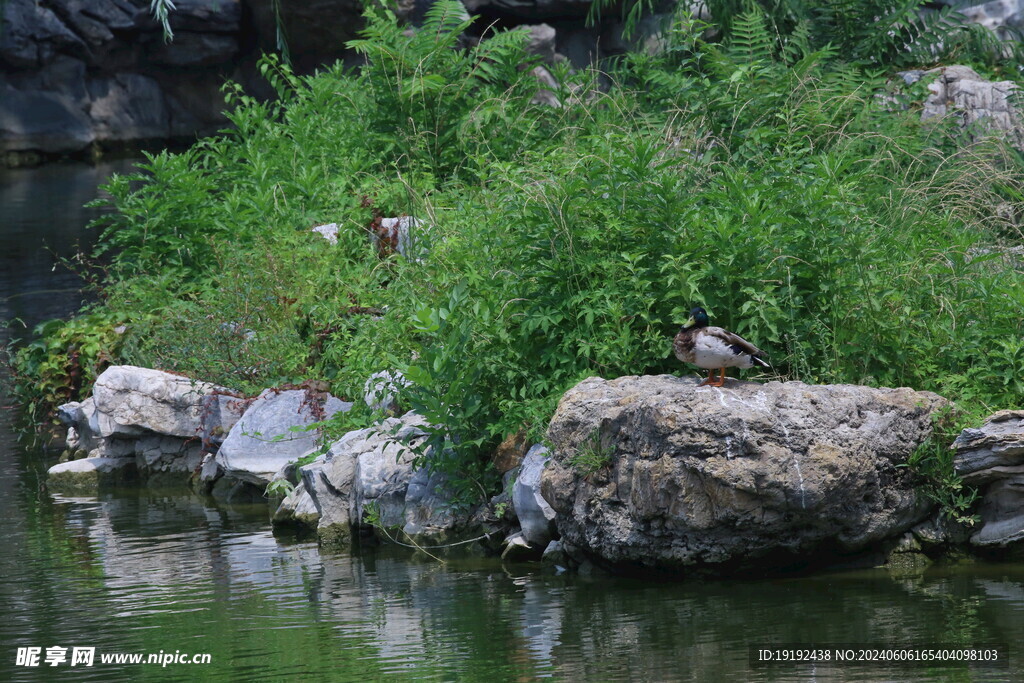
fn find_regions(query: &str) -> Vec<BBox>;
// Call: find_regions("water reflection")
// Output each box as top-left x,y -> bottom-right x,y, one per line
0,159 -> 136,330
2,483 -> 1022,681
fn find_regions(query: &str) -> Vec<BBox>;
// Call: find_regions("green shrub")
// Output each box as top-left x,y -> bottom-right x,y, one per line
7,312 -> 125,421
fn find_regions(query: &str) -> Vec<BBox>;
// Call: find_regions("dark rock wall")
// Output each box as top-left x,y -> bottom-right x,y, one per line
1,0 -> 671,162
0,0 -> 248,162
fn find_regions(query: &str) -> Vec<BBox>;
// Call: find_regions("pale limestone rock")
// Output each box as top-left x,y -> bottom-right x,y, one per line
47,456 -> 135,492
902,66 -> 1023,149
216,388 -> 352,488
90,365 -> 228,439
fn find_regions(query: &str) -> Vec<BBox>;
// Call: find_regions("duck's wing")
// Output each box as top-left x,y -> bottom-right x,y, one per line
705,326 -> 763,357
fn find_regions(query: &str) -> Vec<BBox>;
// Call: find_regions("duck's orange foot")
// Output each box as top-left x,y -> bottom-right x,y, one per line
696,370 -> 729,387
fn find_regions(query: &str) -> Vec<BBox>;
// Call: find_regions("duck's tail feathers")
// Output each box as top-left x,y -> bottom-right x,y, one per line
752,355 -> 771,369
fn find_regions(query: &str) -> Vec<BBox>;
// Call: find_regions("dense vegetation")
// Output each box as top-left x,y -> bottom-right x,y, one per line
9,1 -> 1024,507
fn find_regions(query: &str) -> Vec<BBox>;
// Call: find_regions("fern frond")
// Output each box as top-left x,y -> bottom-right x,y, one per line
727,9 -> 775,64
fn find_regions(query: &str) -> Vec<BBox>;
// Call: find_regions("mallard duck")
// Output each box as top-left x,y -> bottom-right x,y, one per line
673,306 -> 769,387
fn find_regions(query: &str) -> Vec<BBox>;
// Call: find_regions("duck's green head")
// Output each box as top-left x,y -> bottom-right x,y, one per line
681,306 -> 709,330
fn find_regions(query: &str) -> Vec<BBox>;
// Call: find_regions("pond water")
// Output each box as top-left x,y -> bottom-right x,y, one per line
2,162 -> 1024,682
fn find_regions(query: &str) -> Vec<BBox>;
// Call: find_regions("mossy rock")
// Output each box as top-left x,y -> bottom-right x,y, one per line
47,457 -> 136,494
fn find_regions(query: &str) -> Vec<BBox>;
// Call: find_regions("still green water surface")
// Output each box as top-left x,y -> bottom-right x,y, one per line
1,162 -> 1023,682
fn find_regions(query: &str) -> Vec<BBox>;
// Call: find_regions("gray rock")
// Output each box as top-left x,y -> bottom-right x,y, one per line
311,222 -> 339,244
91,365 -> 230,439
403,467 -> 459,539
530,65 -> 561,108
194,452 -> 222,492
216,388 -> 352,488
0,0 -> 239,158
57,398 -> 101,454
350,413 -> 428,529
884,532 -> 931,575
462,0 -> 593,22
904,65 -> 1023,149
523,24 -> 557,63
133,434 -> 203,475
513,444 -> 557,547
958,0 -> 1024,39
952,411 -> 1024,547
163,0 -> 241,33
541,375 -> 946,573
971,476 -> 1024,546
912,513 -> 974,548
198,392 -> 249,448
0,81 -> 94,154
47,456 -> 135,492
147,30 -> 237,68
0,0 -> 85,68
953,410 -> 1024,482
276,412 -> 479,546
273,481 -> 322,529
541,539 -> 567,566
86,73 -> 170,142
246,0 -> 364,73
301,435 -> 359,543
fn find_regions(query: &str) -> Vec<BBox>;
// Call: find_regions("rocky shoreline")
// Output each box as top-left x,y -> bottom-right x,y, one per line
46,365 -> 1024,576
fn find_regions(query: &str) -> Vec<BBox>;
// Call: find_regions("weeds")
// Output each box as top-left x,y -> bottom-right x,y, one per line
566,431 -> 616,477
904,405 -> 984,524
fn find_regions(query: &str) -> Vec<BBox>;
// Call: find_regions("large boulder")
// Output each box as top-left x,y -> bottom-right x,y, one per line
216,388 -> 352,488
541,375 -> 947,574
953,410 -> 1024,547
90,365 -> 234,439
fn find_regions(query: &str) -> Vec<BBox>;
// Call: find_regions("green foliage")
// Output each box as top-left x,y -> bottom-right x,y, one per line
566,431 -> 616,476
16,4 -> 1024,514
116,244 -> 315,393
265,478 -> 295,498
906,406 -> 982,525
7,312 -> 125,421
704,0 -> 1024,72
149,0 -> 174,43
400,281 -> 501,504
348,1 -> 540,178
